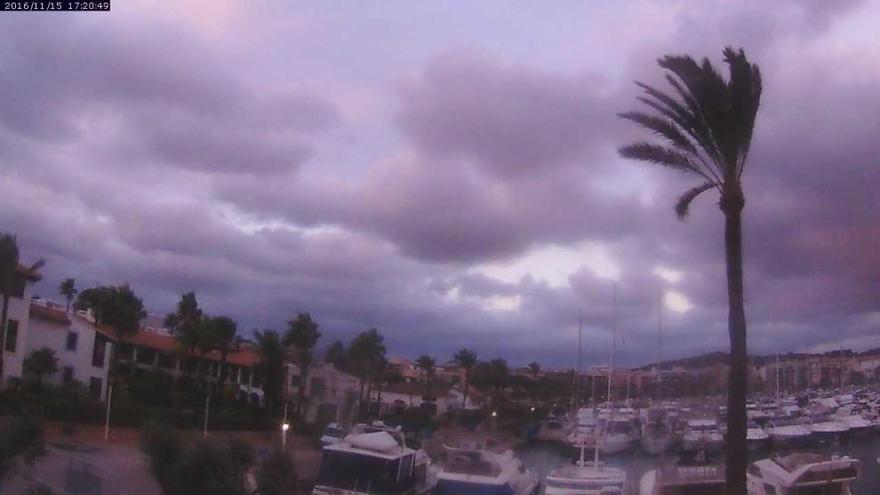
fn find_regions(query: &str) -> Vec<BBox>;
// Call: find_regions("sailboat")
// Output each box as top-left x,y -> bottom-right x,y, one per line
545,437 -> 632,494
640,294 -> 674,455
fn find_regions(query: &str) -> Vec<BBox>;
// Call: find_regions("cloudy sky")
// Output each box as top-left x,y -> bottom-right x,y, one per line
1,0 -> 878,367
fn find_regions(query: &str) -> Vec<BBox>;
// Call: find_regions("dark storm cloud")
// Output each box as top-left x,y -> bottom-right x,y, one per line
0,1 -> 878,367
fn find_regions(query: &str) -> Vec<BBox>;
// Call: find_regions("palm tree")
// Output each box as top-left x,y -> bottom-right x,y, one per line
618,47 -> 762,491
415,355 -> 436,400
284,313 -> 322,419
0,234 -> 44,379
453,348 -> 478,409
252,329 -> 286,410
59,278 -> 77,313
347,329 -> 386,412
167,292 -> 204,374
23,347 -> 59,388
206,316 -> 238,389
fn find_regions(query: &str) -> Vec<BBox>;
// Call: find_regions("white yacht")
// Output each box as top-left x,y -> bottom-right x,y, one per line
544,441 -> 632,495
747,453 -> 860,495
639,457 -> 725,495
766,418 -> 812,448
746,421 -> 770,451
807,415 -> 849,444
640,408 -> 674,455
680,419 -> 723,453
601,418 -> 637,455
432,446 -> 539,495
832,408 -> 873,436
313,423 -> 435,494
567,408 -> 601,449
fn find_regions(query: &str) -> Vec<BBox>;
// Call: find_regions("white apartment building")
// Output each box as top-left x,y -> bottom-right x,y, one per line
27,300 -> 113,400
1,264 -> 41,385
285,362 -> 360,424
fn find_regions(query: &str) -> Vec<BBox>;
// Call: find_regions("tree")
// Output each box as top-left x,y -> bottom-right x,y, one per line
324,341 -> 346,369
0,234 -> 44,379
206,316 -> 238,388
284,313 -> 322,419
23,348 -> 59,388
0,416 -> 45,485
75,285 -> 146,342
453,349 -> 478,409
346,329 -> 386,413
59,278 -> 77,313
166,292 -> 205,374
415,355 -> 436,399
253,330 -> 286,410
527,361 -> 541,403
618,47 -> 762,492
256,449 -> 297,495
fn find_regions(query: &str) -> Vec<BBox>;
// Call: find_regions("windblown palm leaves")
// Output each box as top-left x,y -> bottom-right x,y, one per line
619,47 -> 761,217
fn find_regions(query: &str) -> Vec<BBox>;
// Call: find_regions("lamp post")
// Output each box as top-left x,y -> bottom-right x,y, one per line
281,402 -> 290,451
104,384 -> 113,441
203,392 -> 210,439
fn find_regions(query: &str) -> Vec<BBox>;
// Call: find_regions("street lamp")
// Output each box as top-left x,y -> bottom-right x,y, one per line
281,421 -> 290,451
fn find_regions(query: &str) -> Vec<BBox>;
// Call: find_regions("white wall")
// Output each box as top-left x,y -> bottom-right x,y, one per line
25,313 -> 111,400
1,279 -> 34,383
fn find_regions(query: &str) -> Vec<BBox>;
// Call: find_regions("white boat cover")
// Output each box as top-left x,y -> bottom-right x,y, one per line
344,431 -> 401,454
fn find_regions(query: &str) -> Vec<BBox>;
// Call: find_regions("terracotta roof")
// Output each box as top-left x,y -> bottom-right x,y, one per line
29,303 -> 71,325
122,328 -> 261,367
16,263 -> 41,281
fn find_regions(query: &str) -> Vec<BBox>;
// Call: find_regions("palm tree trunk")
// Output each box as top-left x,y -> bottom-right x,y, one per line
463,374 -> 469,409
297,365 -> 308,420
0,293 -> 8,378
722,189 -> 748,494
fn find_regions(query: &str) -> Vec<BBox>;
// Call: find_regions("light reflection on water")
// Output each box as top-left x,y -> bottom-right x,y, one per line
514,436 -> 880,493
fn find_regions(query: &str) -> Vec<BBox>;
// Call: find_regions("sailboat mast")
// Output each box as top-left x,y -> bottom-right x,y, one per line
607,282 -> 617,406
574,310 -> 583,408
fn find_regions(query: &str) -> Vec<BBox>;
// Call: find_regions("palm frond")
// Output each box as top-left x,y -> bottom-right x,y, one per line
675,182 -> 717,219
617,111 -> 697,154
618,142 -> 704,176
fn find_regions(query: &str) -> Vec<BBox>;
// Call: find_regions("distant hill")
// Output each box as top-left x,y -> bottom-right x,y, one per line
635,347 -> 877,371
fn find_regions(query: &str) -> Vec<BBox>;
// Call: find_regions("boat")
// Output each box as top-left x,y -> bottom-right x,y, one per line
545,440 -> 632,495
640,408 -> 674,455
832,408 -> 873,437
601,417 -> 637,455
537,417 -> 569,443
432,445 -> 539,495
766,418 -> 812,448
639,456 -> 725,495
567,408 -> 601,450
680,419 -> 723,453
319,422 -> 346,446
806,415 -> 849,444
313,422 -> 435,494
746,421 -> 770,451
747,453 -> 860,494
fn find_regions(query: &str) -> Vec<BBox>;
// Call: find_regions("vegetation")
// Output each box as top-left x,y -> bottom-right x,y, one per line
252,330 -> 286,410
0,415 -> 45,485
23,348 -> 59,388
346,328 -> 386,409
75,285 -> 146,342
0,233 -> 44,379
205,315 -> 240,388
415,355 -> 436,399
255,449 -> 297,495
453,348 -> 478,408
618,47 -> 762,491
284,313 -> 321,420
58,278 -> 77,313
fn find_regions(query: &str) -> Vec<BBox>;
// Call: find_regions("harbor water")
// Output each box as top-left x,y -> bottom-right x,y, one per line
515,436 -> 880,493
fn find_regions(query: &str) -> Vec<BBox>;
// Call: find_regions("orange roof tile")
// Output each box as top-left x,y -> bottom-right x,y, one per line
29,303 -> 71,325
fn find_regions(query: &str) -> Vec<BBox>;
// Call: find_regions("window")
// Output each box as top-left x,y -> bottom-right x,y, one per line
92,334 -> 107,368
291,374 -> 301,387
89,377 -> 103,400
66,332 -> 78,351
11,274 -> 26,298
311,377 -> 327,399
4,320 -> 18,352
63,367 -> 74,385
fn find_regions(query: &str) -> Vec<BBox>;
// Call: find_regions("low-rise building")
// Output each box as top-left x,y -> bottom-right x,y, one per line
1,264 -> 42,385
284,362 -> 360,424
27,300 -> 112,400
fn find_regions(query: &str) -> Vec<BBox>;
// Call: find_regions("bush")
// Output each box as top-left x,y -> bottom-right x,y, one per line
141,421 -> 181,495
256,449 -> 297,495
0,415 -> 46,484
